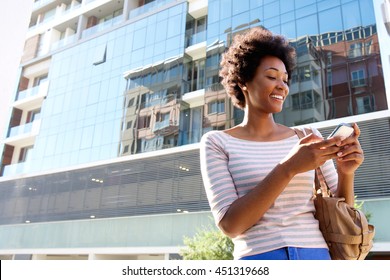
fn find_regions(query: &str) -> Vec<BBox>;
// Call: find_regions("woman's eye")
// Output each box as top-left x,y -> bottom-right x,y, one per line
267,76 -> 276,80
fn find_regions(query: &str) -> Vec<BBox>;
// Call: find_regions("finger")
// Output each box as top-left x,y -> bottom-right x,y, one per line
299,133 -> 323,144
337,152 -> 364,163
313,136 -> 343,149
337,143 -> 363,158
337,132 -> 361,147
352,123 -> 361,137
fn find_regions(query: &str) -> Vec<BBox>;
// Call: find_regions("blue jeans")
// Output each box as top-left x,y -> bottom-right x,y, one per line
239,247 -> 331,260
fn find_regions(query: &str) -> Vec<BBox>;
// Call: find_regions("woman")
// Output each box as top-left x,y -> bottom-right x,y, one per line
200,27 -> 364,260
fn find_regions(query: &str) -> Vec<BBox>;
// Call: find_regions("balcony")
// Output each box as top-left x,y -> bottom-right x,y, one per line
188,0 -> 208,18
185,30 -> 206,48
182,88 -> 205,107
51,33 -> 78,51
2,161 -> 33,177
140,94 -> 178,110
185,33 -> 206,60
32,0 -> 56,11
82,15 -> 123,39
152,119 -> 171,133
14,81 -> 49,110
4,119 -> 41,147
129,0 -> 175,19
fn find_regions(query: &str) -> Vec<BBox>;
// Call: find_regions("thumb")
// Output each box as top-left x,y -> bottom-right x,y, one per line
299,133 -> 323,144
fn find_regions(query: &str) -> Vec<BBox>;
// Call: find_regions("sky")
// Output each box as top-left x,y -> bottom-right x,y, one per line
0,0 -> 33,139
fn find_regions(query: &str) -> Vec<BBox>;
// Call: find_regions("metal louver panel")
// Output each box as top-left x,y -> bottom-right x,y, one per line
0,149 -> 209,225
318,117 -> 390,200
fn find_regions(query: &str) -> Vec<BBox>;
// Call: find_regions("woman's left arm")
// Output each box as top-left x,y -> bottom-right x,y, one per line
334,123 -> 364,206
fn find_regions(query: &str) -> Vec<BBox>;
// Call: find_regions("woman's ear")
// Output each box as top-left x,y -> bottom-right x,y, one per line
240,84 -> 247,92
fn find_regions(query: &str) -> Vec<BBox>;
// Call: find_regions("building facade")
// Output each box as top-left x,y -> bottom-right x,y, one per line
0,0 -> 389,260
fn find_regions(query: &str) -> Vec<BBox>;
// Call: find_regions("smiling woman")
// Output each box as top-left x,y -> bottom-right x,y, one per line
200,27 -> 365,260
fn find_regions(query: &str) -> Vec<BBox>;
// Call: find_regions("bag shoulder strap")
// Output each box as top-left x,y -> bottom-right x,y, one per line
293,127 -> 331,196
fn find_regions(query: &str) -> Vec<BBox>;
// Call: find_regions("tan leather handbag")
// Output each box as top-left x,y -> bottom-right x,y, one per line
295,128 -> 375,260
314,167 -> 375,260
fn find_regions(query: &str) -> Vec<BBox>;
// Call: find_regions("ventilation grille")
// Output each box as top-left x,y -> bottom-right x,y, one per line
318,117 -> 390,200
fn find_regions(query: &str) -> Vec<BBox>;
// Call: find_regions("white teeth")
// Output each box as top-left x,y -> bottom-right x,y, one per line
270,95 -> 284,100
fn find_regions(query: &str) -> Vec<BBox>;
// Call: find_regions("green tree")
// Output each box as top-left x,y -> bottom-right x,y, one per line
180,225 -> 234,260
355,196 -> 372,221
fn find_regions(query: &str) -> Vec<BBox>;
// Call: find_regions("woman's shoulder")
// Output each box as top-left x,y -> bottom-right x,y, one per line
201,130 -> 229,144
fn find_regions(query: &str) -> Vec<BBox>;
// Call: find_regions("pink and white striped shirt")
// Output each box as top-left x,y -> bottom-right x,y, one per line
200,129 -> 338,259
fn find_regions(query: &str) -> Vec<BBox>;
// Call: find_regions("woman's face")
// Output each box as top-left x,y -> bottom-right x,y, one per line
244,55 -> 289,114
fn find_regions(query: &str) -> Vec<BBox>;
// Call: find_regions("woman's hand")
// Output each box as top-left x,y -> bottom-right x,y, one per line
280,132 -> 342,176
334,123 -> 364,175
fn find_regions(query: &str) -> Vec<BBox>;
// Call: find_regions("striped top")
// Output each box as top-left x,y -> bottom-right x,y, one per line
200,129 -> 338,259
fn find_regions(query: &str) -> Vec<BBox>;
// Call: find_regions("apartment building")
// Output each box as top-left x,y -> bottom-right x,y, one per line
0,0 -> 389,260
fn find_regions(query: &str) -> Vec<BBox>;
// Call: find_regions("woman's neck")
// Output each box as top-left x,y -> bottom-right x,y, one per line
239,111 -> 280,139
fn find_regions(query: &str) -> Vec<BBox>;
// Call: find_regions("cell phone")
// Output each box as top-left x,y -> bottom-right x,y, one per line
327,123 -> 354,139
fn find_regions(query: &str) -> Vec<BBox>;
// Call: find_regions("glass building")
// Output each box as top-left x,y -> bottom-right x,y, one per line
0,0 -> 389,259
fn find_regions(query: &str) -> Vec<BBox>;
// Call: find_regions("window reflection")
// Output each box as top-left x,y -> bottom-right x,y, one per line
7,0 -> 387,176
207,0 -> 387,127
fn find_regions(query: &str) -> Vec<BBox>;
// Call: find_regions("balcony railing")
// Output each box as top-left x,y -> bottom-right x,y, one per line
140,94 -> 178,109
32,0 -> 56,10
82,15 -> 123,38
152,119 -> 171,132
51,33 -> 78,51
15,80 -> 49,102
3,161 -> 31,177
7,119 -> 41,139
7,123 -> 33,138
185,30 -> 206,48
129,0 -> 175,19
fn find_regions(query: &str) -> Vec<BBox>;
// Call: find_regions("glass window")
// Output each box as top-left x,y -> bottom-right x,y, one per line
207,22 -> 219,39
296,14 -> 318,37
219,18 -> 231,35
167,14 -> 182,38
220,0 -> 232,19
208,0 -> 219,24
317,0 -> 340,11
133,28 -> 146,50
232,11 -> 250,31
233,0 -> 249,15
18,146 -> 34,163
356,95 -> 374,114
208,100 -> 225,114
264,1 -> 280,19
264,16 -> 280,29
359,0 -> 376,26
351,69 -> 366,87
281,20 -> 296,39
155,19 -> 168,42
296,2 -> 316,18
349,42 -> 363,58
250,0 -> 263,9
319,7 -> 342,34
280,0 -> 294,13
250,7 -> 262,24
342,1 -> 361,30
281,11 -> 295,24
292,91 -> 314,110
